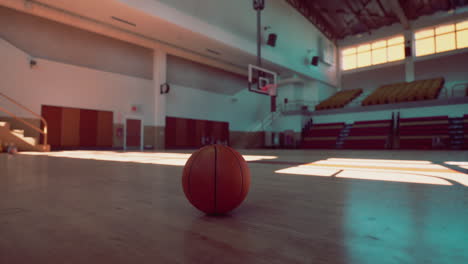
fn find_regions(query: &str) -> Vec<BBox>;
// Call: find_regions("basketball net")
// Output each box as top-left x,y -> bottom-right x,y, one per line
260,83 -> 277,96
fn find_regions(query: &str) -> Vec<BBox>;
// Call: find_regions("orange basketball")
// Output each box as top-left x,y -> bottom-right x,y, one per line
182,144 -> 251,215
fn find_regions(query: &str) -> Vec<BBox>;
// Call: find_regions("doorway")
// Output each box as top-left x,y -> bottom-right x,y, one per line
125,118 -> 143,151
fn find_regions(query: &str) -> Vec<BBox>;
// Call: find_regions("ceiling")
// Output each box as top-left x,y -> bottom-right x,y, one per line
287,0 -> 468,40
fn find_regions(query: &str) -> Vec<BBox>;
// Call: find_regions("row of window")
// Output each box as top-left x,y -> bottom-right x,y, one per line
342,20 -> 468,71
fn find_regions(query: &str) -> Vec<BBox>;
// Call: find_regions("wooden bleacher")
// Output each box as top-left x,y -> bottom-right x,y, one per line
315,89 -> 362,110
343,120 -> 392,149
302,122 -> 344,148
362,77 -> 444,106
399,116 -> 450,149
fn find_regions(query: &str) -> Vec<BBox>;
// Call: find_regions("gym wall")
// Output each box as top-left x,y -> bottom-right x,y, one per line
0,7 -> 156,148
0,6 -> 153,79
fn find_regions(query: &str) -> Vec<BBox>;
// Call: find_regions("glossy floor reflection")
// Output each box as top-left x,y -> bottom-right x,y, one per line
0,149 -> 467,264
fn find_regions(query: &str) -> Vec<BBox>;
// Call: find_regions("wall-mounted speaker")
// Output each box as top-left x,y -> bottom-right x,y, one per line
311,56 -> 319,66
29,58 -> 37,68
267,33 -> 277,47
405,45 -> 412,57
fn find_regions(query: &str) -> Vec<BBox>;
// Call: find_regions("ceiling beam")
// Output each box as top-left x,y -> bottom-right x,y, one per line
376,0 -> 391,17
388,0 -> 410,29
344,0 -> 371,33
285,0 -> 337,40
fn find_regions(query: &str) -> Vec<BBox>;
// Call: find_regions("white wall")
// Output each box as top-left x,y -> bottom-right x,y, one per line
0,39 -> 155,125
415,51 -> 468,90
167,54 -> 245,95
166,84 -> 271,131
167,83 -> 312,132
342,64 -> 406,91
166,54 -> 328,133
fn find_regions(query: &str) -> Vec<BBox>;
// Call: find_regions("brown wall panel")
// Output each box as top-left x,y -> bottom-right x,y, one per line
165,117 -> 176,148
61,107 -> 80,148
79,109 -> 98,147
41,105 -> 62,148
97,111 -> 113,147
223,122 -> 230,144
165,116 -> 229,149
187,119 -> 197,147
175,118 -> 188,147
213,122 -> 223,143
195,120 -> 205,147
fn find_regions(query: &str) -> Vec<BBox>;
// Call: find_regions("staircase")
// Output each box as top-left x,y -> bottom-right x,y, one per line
346,90 -> 372,108
448,117 -> 464,150
249,109 -> 282,132
0,91 -> 50,152
336,124 -> 352,149
0,121 -> 49,152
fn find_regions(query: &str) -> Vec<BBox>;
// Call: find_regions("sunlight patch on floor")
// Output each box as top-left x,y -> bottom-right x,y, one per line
276,158 -> 468,186
445,161 -> 468,170
327,158 -> 432,164
337,170 -> 451,185
19,151 -> 277,166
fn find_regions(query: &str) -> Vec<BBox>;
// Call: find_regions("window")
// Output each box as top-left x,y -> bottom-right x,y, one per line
342,35 -> 404,70
415,19 -> 468,57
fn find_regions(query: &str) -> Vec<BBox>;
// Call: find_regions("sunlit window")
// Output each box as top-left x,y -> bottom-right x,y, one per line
415,19 -> 468,57
342,35 -> 404,70
456,20 -> 468,49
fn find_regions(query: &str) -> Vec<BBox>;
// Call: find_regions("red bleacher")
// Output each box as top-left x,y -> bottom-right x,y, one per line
399,116 -> 450,149
302,122 -> 344,148
343,120 -> 392,149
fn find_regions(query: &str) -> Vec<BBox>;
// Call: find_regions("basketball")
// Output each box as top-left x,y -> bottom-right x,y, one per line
182,144 -> 250,215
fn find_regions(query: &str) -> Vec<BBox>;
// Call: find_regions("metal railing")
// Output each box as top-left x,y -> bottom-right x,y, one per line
0,92 -> 48,145
280,100 -> 317,113
449,82 -> 468,97
248,100 -> 318,132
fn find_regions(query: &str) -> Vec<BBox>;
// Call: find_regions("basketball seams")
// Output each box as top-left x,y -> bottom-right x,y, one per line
225,146 -> 245,202
183,145 -> 248,215
186,149 -> 202,202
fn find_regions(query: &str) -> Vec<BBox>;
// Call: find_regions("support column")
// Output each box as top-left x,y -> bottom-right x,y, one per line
153,49 -> 167,149
404,30 -> 415,82
336,44 -> 343,91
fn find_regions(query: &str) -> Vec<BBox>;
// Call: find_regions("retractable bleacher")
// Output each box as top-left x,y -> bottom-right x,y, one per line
343,120 -> 392,149
362,77 -> 445,106
399,116 -> 450,149
315,89 -> 362,110
302,122 -> 344,148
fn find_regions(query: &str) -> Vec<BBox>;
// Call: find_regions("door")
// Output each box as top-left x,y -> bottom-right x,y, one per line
126,119 -> 141,150
61,107 -> 80,148
79,109 -> 98,147
97,111 -> 113,147
41,105 -> 62,149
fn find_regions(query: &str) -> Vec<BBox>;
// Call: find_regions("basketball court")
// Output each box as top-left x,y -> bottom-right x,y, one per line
1,149 -> 467,263
1,0 -> 468,263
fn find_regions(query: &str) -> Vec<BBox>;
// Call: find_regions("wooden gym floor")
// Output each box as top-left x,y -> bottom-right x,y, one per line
1,149 -> 467,264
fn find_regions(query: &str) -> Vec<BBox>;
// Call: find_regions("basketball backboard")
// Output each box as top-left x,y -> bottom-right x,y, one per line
248,64 -> 277,96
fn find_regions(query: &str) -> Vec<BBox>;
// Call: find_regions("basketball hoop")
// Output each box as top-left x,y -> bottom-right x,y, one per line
260,83 -> 277,96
